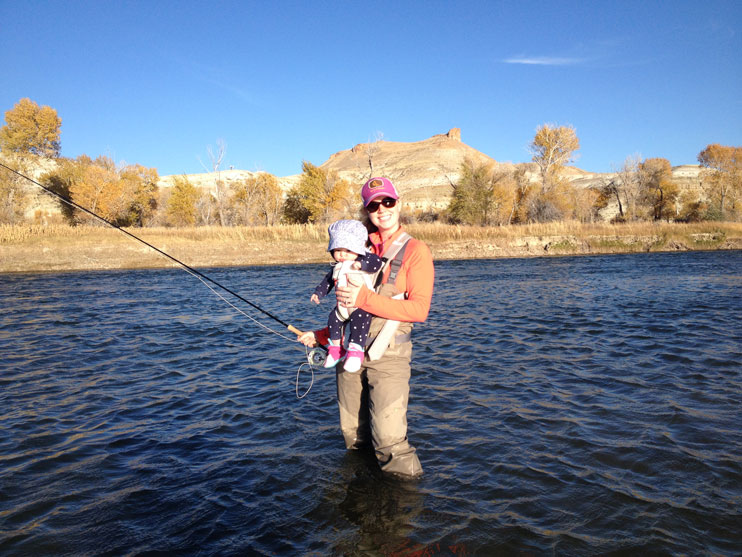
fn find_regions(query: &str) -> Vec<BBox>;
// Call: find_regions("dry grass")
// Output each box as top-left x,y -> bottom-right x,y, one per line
406,220 -> 742,242
1,221 -> 741,273
0,223 -> 328,243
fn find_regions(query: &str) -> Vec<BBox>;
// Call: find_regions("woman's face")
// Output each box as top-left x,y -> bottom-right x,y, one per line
367,197 -> 400,234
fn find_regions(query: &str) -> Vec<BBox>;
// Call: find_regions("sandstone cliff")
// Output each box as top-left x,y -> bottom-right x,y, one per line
318,128 -> 508,210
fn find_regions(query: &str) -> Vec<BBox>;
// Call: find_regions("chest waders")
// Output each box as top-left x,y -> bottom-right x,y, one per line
336,231 -> 424,478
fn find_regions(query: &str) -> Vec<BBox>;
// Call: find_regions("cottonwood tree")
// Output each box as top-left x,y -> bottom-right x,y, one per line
120,164 -> 159,226
447,159 -> 514,226
68,157 -> 120,224
601,154 -> 642,221
616,154 -> 642,220
230,176 -> 258,225
508,166 -> 534,224
200,139 -> 230,226
41,156 -> 159,226
698,143 -> 742,220
252,173 -> 283,226
677,189 -> 710,222
41,158 -> 83,222
568,185 -> 600,223
525,124 -> 580,222
639,158 -> 679,221
166,175 -> 199,226
529,123 -> 580,193
196,188 -> 218,225
0,98 -> 62,157
231,173 -> 284,225
283,161 -> 351,223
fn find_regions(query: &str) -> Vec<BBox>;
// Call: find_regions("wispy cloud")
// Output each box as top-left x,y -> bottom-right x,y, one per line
161,50 -> 257,105
503,56 -> 585,66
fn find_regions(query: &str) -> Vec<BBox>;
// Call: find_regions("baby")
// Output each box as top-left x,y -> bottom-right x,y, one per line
311,219 -> 383,372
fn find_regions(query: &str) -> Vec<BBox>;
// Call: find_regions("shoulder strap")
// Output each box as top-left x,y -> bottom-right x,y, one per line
374,232 -> 412,287
388,238 -> 410,283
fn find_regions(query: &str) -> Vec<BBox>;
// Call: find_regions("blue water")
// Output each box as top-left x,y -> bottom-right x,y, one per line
1,251 -> 740,555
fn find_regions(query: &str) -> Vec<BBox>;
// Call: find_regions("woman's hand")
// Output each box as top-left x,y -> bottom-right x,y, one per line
336,273 -> 363,308
297,330 -> 317,347
310,293 -> 320,304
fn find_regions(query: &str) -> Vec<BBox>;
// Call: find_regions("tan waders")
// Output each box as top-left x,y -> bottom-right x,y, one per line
336,282 -> 423,479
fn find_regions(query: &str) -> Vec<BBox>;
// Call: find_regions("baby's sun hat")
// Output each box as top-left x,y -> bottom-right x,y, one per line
327,219 -> 369,255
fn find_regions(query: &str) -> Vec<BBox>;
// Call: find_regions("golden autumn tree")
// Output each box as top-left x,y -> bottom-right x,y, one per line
166,175 -> 199,226
231,173 -> 283,226
526,124 -> 580,222
567,184 -> 600,223
447,159 -> 514,226
609,154 -> 642,221
283,161 -> 350,223
508,166 -> 535,224
254,173 -> 284,226
230,176 -> 258,225
119,164 -> 159,226
0,98 -> 62,157
638,158 -> 679,221
698,143 -> 742,220
41,155 -> 158,226
529,123 -> 580,192
41,157 -> 84,223
69,156 -> 123,224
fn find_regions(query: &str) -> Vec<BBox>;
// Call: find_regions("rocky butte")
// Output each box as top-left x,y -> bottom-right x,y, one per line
18,128 -> 705,221
160,128 -> 706,220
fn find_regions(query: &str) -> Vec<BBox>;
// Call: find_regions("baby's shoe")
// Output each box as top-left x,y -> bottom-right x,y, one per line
343,345 -> 365,373
324,344 -> 345,368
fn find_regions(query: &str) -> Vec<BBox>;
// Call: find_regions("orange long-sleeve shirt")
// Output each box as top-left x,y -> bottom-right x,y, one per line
357,228 -> 435,323
314,227 -> 434,346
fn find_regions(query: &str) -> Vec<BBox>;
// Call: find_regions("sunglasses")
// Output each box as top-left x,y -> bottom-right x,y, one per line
366,197 -> 397,213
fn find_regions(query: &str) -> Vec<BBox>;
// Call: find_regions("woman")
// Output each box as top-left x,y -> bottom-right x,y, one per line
298,177 -> 435,479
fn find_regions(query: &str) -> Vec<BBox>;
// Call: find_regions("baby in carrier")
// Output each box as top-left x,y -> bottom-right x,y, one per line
311,219 -> 383,372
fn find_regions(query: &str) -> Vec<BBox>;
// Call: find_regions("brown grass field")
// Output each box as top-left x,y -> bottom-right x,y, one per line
1,221 -> 741,273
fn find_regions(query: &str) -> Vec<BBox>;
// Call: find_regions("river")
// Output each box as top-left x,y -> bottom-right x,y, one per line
1,251 -> 740,555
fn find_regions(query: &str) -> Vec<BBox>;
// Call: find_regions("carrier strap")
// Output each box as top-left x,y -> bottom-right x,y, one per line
374,232 -> 412,288
388,240 -> 410,283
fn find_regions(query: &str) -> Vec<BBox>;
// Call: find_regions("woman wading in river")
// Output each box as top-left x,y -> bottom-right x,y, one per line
298,177 -> 435,479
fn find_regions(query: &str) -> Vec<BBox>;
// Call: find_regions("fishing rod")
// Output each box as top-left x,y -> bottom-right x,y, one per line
0,161 -> 310,339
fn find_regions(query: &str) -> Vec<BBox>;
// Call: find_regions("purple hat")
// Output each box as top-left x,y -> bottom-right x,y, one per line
327,219 -> 368,255
361,177 -> 399,207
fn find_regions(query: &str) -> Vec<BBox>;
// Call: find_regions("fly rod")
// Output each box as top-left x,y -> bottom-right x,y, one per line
0,161 -> 308,338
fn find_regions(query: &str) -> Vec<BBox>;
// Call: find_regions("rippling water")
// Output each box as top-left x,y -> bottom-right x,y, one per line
1,251 -> 740,555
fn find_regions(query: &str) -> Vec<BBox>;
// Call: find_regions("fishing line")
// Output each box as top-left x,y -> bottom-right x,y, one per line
191,270 -> 318,397
1,162 -> 323,396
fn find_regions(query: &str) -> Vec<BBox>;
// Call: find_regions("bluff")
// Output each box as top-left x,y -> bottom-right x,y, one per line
318,128 -> 504,210
12,130 -> 705,221
318,129 -> 704,217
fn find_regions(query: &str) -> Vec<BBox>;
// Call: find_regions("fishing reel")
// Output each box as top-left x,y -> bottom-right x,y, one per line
307,347 -> 327,367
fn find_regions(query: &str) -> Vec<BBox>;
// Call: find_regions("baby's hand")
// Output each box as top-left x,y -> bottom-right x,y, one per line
351,261 -> 362,270
310,294 -> 320,304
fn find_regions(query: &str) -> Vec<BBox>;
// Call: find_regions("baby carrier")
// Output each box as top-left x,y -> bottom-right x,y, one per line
365,232 -> 413,360
332,259 -> 377,321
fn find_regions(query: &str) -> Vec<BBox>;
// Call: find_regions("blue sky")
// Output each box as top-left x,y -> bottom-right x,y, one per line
1,0 -> 740,177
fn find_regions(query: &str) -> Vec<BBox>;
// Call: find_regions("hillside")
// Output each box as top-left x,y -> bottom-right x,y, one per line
160,128 -> 705,215
9,130 -> 705,221
318,128 -> 509,210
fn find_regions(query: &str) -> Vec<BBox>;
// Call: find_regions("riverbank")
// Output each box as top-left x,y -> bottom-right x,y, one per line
1,221 -> 741,273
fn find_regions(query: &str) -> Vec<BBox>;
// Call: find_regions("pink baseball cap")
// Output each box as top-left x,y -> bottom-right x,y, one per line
361,177 -> 399,207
